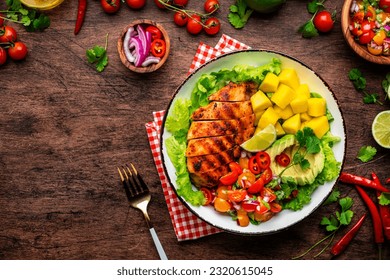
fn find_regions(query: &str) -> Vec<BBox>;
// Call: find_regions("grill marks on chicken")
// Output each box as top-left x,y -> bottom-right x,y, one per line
186,82 -> 257,188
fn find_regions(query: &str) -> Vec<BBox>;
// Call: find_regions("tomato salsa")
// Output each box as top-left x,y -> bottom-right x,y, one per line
349,0 -> 390,55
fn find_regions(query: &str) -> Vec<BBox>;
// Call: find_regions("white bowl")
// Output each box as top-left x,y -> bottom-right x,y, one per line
160,49 -> 346,235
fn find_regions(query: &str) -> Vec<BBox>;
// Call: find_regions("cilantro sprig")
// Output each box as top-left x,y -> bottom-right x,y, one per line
357,145 -> 377,163
293,194 -> 355,259
228,0 -> 253,29
86,33 -> 109,73
1,0 -> 50,32
348,68 -> 383,105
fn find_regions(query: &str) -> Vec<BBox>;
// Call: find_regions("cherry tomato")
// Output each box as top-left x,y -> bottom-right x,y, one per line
150,39 -> 166,58
173,11 -> 188,27
247,177 -> 264,194
204,17 -> 220,36
360,20 -> 375,33
0,47 -> 7,66
313,10 -> 334,33
100,0 -> 121,14
219,170 -> 238,186
255,151 -> 271,170
255,199 -> 269,215
173,0 -> 188,7
145,25 -> 163,41
204,0 -> 220,14
275,153 -> 290,167
261,187 -> 277,203
380,0 -> 390,12
241,198 -> 259,212
260,167 -> 273,184
228,189 -> 247,203
214,197 -> 231,212
237,171 -> 256,189
229,161 -> 243,175
270,202 -> 282,213
216,185 -> 230,200
367,41 -> 383,55
154,0 -> 170,9
8,41 -> 28,61
0,25 -> 17,43
359,30 -> 375,44
200,187 -> 214,206
238,156 -> 249,170
254,211 -> 274,222
236,209 -> 250,227
186,15 -> 203,35
0,14 -> 4,27
125,0 -> 146,9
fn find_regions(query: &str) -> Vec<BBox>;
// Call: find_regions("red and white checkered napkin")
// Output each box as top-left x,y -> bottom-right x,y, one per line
145,35 -> 250,241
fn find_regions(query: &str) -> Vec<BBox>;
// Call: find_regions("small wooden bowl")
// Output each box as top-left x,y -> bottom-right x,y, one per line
117,19 -> 170,73
341,0 -> 390,65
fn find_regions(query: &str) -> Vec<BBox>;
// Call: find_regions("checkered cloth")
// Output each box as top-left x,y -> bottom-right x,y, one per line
145,35 -> 250,241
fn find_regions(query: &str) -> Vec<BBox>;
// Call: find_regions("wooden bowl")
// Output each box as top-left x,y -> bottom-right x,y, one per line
341,0 -> 390,64
117,19 -> 170,73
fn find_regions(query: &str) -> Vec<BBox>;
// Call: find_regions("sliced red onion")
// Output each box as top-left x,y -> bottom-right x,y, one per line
123,27 -> 135,63
384,25 -> 390,32
135,25 -> 149,67
130,36 -> 145,67
141,55 -> 161,67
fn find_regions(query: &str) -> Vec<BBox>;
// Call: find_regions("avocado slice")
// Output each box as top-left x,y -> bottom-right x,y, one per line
266,134 -> 325,186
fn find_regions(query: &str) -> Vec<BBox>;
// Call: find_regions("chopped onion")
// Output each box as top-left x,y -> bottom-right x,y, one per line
123,27 -> 135,63
141,55 -> 161,67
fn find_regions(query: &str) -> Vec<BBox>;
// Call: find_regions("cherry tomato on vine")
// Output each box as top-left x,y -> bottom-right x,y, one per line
173,0 -> 188,7
204,17 -> 220,35
173,11 -> 188,27
125,0 -> 146,9
100,0 -> 121,14
379,0 -> 390,12
8,41 -> 28,61
145,25 -> 162,41
186,14 -> 203,35
204,0 -> 220,14
0,25 -> 17,43
154,0 -> 170,9
0,47 -> 7,66
313,10 -> 334,33
151,39 -> 166,58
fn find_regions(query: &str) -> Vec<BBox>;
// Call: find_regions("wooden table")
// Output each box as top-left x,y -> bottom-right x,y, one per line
1,0 -> 389,260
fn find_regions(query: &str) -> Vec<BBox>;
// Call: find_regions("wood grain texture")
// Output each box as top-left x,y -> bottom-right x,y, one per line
0,0 -> 389,260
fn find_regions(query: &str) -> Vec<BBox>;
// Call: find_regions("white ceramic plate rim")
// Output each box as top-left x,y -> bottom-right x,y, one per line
160,49 -> 346,236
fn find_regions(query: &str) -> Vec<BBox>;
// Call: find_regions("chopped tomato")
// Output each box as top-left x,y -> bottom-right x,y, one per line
228,189 -> 247,203
254,211 -> 274,222
150,39 -> 166,58
270,202 -> 283,213
201,187 -> 214,206
247,177 -> 264,194
275,153 -> 290,167
214,197 -> 231,212
237,171 -> 256,189
229,161 -> 243,175
216,185 -> 230,200
241,198 -> 259,212
236,209 -> 250,227
261,187 -> 277,203
260,167 -> 273,184
255,199 -> 269,215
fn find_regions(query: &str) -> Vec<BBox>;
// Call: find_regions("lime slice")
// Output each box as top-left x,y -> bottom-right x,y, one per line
240,124 -> 277,152
20,0 -> 64,10
372,110 -> 390,149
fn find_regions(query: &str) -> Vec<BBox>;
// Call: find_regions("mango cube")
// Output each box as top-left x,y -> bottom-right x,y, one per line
274,122 -> 286,136
296,84 -> 311,99
274,104 -> 294,120
300,112 -> 312,122
251,90 -> 272,113
282,114 -> 301,135
305,116 -> 329,139
307,98 -> 326,117
258,107 -> 280,129
271,84 -> 295,109
278,68 -> 300,90
255,110 -> 265,125
259,72 -> 279,93
290,97 -> 308,114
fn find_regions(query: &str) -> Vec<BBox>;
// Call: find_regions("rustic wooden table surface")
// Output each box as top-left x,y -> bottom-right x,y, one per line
0,0 -> 389,260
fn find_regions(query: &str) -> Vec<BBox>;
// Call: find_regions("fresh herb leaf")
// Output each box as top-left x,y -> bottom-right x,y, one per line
378,192 -> 390,206
348,68 -> 383,105
298,20 -> 319,38
323,189 -> 340,205
339,197 -> 353,212
307,0 -> 325,14
228,0 -> 253,29
357,146 -> 377,162
86,34 -> 109,73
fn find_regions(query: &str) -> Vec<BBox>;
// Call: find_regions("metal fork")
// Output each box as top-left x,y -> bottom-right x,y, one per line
117,163 -> 168,260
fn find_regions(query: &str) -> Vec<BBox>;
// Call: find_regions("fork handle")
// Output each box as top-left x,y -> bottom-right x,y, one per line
149,227 -> 168,260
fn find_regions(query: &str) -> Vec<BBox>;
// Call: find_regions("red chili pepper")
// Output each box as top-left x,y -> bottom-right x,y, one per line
339,172 -> 389,193
74,0 -> 87,35
331,213 -> 367,256
248,156 -> 261,175
275,152 -> 290,167
386,178 -> 390,185
372,172 -> 390,241
255,151 -> 271,170
355,185 -> 384,245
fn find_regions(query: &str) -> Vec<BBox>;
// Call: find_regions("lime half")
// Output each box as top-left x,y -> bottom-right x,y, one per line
240,124 -> 277,152
372,110 -> 390,149
20,0 -> 64,10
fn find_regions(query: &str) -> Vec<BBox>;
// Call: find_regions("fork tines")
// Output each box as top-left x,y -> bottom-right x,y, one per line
117,163 -> 149,199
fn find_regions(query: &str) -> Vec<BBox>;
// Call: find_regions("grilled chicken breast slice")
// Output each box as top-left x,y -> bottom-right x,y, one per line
187,113 -> 255,140
208,81 -> 258,102
187,146 -> 241,174
190,165 -> 230,188
191,101 -> 253,120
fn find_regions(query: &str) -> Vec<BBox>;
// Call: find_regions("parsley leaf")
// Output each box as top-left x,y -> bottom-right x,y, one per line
348,68 -> 383,105
357,145 -> 377,162
86,34 -> 109,73
228,0 -> 253,29
323,189 -> 340,205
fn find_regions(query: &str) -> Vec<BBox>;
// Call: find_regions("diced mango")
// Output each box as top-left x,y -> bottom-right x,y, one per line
295,84 -> 311,99
255,109 -> 265,125
274,104 -> 294,120
271,84 -> 296,109
290,97 -> 308,114
274,122 -> 286,136
258,107 -> 280,129
282,114 -> 301,135
259,72 -> 279,93
300,112 -> 312,122
305,116 -> 330,139
278,68 -> 300,90
251,90 -> 272,113
307,98 -> 327,117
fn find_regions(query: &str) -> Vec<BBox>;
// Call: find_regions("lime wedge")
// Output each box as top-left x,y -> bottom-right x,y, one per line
20,0 -> 64,10
372,110 -> 390,149
240,124 -> 277,152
